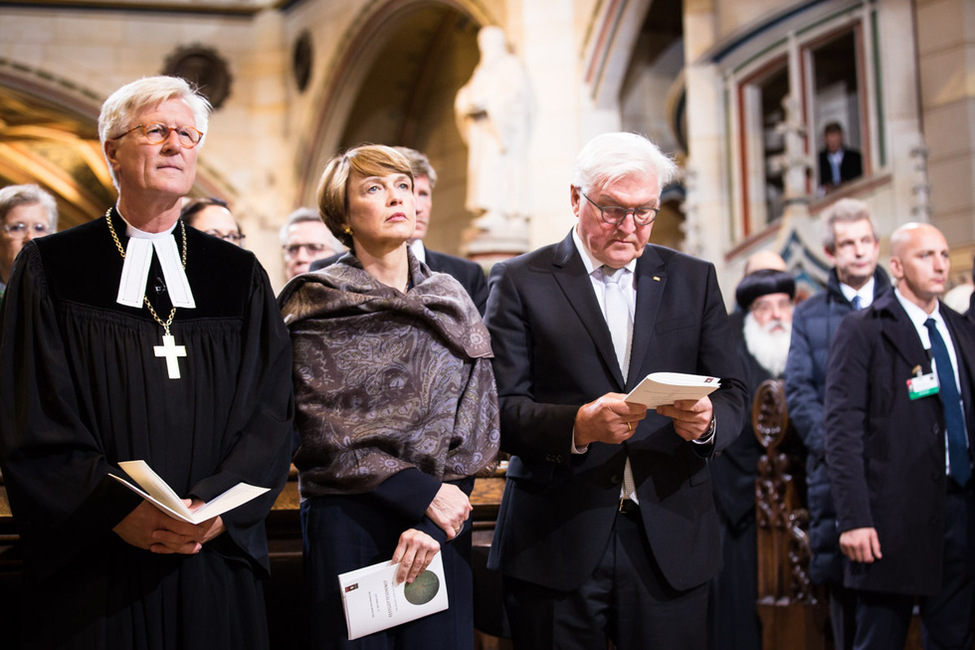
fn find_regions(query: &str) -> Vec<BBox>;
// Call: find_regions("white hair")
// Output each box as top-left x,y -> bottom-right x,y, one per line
278,207 -> 343,252
98,76 -> 211,188
0,184 -> 58,230
570,132 -> 678,194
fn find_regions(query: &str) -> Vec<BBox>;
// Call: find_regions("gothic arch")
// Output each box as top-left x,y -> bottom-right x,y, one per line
294,0 -> 499,254
0,62 -> 239,229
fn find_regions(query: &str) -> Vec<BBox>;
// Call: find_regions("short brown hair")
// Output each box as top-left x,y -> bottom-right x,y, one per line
317,144 -> 413,248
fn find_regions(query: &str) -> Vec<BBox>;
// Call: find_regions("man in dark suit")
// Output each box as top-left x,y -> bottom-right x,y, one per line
309,147 -> 488,313
818,122 -> 863,192
785,198 -> 890,650
825,222 -> 975,649
485,131 -> 747,648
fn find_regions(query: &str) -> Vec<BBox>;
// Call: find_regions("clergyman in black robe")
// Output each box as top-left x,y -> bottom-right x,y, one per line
0,76 -> 294,650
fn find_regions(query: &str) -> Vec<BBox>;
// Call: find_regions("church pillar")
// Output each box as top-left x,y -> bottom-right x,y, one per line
506,0 -> 583,250
914,0 -> 975,259
234,9 -> 291,286
683,0 -> 732,289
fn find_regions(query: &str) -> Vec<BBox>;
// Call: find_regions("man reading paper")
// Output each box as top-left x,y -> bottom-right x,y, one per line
484,132 -> 747,648
0,76 -> 294,650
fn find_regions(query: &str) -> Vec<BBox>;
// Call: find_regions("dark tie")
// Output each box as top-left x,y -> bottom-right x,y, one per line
851,295 -> 862,310
925,318 -> 971,486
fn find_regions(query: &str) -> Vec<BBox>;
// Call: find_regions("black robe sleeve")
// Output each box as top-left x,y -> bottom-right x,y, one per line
0,245 -> 142,579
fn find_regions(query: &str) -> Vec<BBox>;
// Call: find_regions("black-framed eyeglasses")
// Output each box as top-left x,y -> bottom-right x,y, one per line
205,229 -> 245,245
2,222 -> 50,239
112,123 -> 204,149
582,192 -> 658,226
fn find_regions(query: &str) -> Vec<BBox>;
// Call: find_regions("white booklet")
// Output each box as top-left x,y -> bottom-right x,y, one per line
339,551 -> 449,640
624,371 -> 721,408
109,459 -> 270,525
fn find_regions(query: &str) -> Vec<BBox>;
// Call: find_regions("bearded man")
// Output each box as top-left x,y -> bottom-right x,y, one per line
708,268 -> 796,650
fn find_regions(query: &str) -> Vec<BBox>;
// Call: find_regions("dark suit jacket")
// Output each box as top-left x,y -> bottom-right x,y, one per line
424,249 -> 488,315
824,291 -> 975,595
484,231 -> 747,592
818,147 -> 863,187
309,246 -> 487,314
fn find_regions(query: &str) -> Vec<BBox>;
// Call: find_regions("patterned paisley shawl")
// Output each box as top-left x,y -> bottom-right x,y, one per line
279,251 -> 500,497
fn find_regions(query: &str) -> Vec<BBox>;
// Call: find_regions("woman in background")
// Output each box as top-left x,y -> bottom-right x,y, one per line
279,144 -> 499,650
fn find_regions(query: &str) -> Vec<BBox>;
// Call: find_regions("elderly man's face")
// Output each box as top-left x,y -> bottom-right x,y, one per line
571,170 -> 660,269
105,99 -> 198,201
1,202 -> 51,280
283,220 -> 337,278
749,293 -> 794,331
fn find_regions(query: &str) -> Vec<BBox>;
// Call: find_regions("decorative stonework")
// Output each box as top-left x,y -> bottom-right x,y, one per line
163,45 -> 232,110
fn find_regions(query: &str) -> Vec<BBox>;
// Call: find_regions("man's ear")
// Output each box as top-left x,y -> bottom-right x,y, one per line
569,186 -> 582,217
104,140 -> 121,173
888,256 -> 903,281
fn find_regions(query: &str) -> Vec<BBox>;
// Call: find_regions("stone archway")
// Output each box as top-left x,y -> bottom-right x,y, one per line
296,0 -> 499,257
0,64 -> 238,228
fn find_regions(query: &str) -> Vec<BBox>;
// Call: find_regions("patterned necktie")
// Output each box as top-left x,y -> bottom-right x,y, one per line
924,318 -> 971,486
601,266 -> 631,381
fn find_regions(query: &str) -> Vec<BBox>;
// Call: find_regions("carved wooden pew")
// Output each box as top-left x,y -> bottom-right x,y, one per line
753,378 -> 830,649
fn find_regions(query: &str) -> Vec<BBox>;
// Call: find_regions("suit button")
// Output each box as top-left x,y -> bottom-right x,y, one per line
610,474 -> 621,484
933,424 -> 940,435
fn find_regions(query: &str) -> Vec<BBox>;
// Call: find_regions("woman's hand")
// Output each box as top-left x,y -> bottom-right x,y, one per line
425,483 -> 472,539
392,528 -> 441,584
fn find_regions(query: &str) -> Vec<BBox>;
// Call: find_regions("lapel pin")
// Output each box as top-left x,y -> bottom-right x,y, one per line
653,276 -> 661,282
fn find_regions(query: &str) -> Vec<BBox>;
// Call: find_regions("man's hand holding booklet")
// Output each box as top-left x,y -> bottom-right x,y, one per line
624,371 -> 721,408
110,460 -> 269,524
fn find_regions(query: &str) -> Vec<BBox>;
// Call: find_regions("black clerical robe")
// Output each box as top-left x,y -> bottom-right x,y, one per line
0,210 -> 294,650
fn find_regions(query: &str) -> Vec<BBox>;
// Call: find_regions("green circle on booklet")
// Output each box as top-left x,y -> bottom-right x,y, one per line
404,570 -> 440,605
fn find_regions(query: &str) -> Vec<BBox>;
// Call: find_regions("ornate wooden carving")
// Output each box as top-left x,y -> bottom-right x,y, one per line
753,379 -> 828,649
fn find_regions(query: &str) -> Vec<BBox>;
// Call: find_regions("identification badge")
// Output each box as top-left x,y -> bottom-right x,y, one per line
907,372 -> 939,400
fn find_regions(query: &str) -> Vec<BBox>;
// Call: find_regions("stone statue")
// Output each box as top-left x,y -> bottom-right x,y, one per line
455,26 -> 533,240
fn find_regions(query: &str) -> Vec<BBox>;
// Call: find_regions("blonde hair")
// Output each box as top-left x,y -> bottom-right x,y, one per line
317,145 -> 413,248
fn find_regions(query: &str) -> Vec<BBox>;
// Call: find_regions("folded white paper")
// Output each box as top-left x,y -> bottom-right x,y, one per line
110,459 -> 269,524
624,371 -> 721,408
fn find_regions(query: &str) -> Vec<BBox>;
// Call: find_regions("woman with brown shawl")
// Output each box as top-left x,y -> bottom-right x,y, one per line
279,145 -> 500,649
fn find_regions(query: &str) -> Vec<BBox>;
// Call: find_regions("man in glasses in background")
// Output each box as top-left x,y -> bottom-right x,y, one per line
484,131 -> 746,648
280,207 -> 345,280
0,183 -> 58,303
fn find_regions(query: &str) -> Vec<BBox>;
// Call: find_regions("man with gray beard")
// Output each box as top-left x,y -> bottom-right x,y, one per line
709,268 -> 795,650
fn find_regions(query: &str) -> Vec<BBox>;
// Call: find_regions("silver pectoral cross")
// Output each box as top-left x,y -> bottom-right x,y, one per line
154,333 -> 187,380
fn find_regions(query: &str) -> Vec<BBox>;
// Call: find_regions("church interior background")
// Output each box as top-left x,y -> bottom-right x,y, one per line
0,0 -> 972,300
